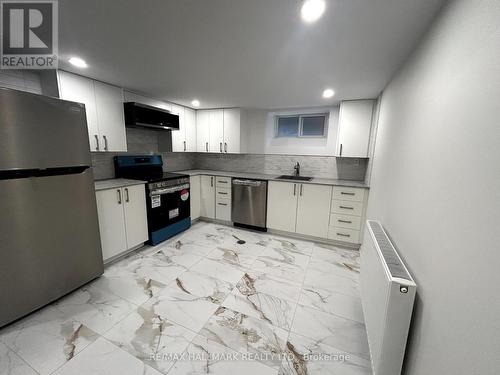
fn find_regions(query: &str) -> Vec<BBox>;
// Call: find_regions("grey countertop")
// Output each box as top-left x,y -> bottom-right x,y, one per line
94,178 -> 147,191
176,169 -> 369,188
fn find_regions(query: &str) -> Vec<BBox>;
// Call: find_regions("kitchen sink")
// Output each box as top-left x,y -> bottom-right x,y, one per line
275,175 -> 313,181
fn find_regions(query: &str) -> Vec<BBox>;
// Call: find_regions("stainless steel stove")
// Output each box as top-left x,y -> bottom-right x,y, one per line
114,155 -> 191,245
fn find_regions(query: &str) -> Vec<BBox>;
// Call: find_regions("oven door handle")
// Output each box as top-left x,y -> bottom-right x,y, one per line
150,184 -> 190,196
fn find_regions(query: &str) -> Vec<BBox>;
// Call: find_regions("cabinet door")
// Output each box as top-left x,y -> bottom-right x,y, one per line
337,100 -> 374,157
267,181 -> 298,233
95,188 -> 127,262
123,184 -> 148,249
223,108 -> 240,153
190,175 -> 201,220
296,184 -> 332,238
184,108 -> 197,152
170,104 -> 186,152
58,71 -> 100,151
200,175 -> 215,219
196,110 -> 210,152
94,81 -> 127,152
209,110 -> 224,153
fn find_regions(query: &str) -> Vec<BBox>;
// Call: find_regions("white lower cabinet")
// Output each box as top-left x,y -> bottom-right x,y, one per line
295,183 -> 332,238
267,181 -> 299,233
96,184 -> 148,262
190,175 -> 201,220
327,186 -> 367,244
267,181 -> 332,238
200,175 -> 215,219
215,177 -> 232,221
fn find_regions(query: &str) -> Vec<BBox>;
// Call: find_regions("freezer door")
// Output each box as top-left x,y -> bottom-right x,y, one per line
0,168 -> 104,327
0,88 -> 91,170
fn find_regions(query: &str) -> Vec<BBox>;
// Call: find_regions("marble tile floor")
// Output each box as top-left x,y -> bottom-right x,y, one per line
0,221 -> 371,375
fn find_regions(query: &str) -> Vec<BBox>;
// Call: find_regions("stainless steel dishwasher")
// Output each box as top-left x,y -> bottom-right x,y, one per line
231,179 -> 268,230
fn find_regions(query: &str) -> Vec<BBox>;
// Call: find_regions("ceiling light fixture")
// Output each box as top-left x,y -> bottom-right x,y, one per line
68,57 -> 88,68
191,99 -> 200,108
301,0 -> 326,23
322,88 -> 335,98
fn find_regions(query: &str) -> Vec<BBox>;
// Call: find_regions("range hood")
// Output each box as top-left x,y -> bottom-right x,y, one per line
124,102 -> 179,131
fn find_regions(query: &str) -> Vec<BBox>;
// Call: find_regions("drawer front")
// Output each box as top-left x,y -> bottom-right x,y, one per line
328,227 -> 360,244
330,213 -> 362,230
216,187 -> 231,199
331,200 -> 363,216
216,199 -> 231,221
332,186 -> 366,202
216,176 -> 231,187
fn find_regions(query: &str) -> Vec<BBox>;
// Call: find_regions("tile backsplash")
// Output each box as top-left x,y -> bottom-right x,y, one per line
194,153 -> 368,181
92,128 -> 367,181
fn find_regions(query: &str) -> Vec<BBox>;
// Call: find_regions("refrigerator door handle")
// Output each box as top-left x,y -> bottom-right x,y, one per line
103,135 -> 108,151
94,135 -> 100,151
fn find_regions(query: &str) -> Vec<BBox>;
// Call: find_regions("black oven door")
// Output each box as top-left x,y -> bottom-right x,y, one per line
147,183 -> 190,233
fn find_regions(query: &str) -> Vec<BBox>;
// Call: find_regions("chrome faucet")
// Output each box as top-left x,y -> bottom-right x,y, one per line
293,162 -> 300,176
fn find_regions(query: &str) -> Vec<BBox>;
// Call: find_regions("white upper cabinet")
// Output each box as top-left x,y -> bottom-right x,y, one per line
209,110 -> 224,152
196,110 -> 210,152
336,100 -> 374,157
223,108 -> 241,153
94,81 -> 127,152
58,71 -> 127,152
171,105 -> 197,152
58,71 -> 100,151
184,108 -> 197,152
196,108 -> 241,153
170,103 -> 185,152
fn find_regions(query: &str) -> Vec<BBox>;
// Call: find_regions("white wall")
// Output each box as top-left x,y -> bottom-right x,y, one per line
366,0 -> 500,374
242,106 -> 339,156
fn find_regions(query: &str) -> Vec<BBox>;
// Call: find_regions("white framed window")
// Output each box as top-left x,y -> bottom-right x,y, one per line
275,113 -> 328,138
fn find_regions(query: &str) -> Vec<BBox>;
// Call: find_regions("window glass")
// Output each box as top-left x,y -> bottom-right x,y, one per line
301,116 -> 326,136
277,116 -> 299,137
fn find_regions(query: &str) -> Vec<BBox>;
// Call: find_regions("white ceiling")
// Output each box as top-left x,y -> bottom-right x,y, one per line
58,0 -> 445,109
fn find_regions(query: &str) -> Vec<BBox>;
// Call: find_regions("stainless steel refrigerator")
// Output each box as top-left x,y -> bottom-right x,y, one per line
0,87 -> 104,328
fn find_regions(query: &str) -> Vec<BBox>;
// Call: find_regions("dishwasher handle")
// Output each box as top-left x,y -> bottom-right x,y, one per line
232,179 -> 263,187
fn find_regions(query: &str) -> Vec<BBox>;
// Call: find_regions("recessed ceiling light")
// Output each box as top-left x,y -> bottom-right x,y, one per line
322,88 -> 335,98
68,57 -> 88,68
301,0 -> 326,23
191,99 -> 200,108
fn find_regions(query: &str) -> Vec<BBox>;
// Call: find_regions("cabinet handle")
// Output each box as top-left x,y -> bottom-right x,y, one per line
300,184 -> 303,196
206,142 -> 208,152
341,192 -> 355,196
339,206 -> 354,210
183,141 -> 186,152
337,233 -> 351,237
224,142 -> 227,153
219,180 -> 228,184
340,143 -> 343,157
211,177 -> 213,187
103,135 -> 108,151
94,134 -> 99,151
218,203 -> 228,206
117,189 -> 122,204
293,184 -> 296,196
338,219 -> 352,224
220,142 -> 223,153
218,191 -> 228,195
124,187 -> 129,202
